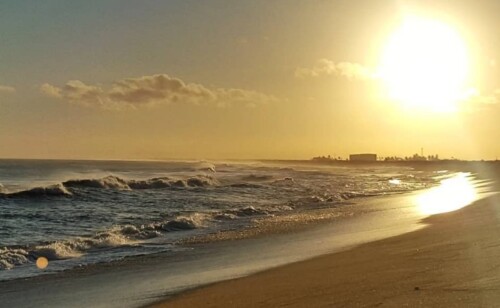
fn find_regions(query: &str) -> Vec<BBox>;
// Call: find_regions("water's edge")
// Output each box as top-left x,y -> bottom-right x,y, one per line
0,191 -> 430,308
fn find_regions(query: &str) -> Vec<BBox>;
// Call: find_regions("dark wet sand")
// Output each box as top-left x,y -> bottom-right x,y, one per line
152,194 -> 500,307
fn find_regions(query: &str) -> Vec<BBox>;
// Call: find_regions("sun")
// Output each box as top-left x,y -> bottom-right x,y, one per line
378,16 -> 470,112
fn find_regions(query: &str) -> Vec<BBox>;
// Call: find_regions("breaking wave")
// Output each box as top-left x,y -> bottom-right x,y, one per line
0,212 -> 210,270
63,175 -> 219,190
0,183 -> 72,198
0,248 -> 30,270
128,177 -> 172,189
0,203 -> 298,271
194,162 -> 216,173
64,176 -> 131,190
0,175 -> 220,199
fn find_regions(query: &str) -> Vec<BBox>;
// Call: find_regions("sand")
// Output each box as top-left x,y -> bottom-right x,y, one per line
152,193 -> 500,307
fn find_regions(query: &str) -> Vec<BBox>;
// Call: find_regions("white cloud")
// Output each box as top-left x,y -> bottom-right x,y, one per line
40,83 -> 62,98
40,74 -> 278,110
0,85 -> 16,94
295,59 -> 375,80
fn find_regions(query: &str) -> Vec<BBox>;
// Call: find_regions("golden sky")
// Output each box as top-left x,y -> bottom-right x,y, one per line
0,0 -> 499,160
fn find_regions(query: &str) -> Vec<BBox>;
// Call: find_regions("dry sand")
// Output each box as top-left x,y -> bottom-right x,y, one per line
151,194 -> 500,307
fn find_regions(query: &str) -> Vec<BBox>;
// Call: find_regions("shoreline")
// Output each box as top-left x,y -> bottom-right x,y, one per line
0,190 -> 414,282
0,190 -> 431,308
151,193 -> 500,307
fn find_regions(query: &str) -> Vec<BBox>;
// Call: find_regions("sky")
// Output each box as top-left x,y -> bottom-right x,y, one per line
0,0 -> 499,160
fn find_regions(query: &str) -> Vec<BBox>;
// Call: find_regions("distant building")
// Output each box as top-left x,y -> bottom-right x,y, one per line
312,155 -> 333,162
349,153 -> 377,162
410,153 -> 427,161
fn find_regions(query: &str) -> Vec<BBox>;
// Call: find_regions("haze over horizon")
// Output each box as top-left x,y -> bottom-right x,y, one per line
1,0 -> 499,161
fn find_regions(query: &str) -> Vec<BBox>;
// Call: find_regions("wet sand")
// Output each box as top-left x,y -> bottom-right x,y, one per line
153,193 -> 500,307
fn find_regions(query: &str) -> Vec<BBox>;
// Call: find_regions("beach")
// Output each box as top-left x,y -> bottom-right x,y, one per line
154,194 -> 500,307
3,1 -> 499,306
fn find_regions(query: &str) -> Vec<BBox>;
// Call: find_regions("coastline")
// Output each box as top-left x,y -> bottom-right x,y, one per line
0,190 -> 431,308
1,171 -> 494,308
152,193 -> 500,307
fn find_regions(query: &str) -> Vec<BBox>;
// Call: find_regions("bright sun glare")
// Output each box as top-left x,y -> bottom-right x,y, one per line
417,173 -> 477,215
379,16 -> 470,112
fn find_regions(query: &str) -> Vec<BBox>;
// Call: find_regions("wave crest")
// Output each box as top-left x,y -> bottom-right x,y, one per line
65,174 -> 219,190
64,176 -> 131,190
1,174 -> 221,199
1,212 -> 211,269
1,183 -> 72,198
0,248 -> 30,270
128,177 -> 172,189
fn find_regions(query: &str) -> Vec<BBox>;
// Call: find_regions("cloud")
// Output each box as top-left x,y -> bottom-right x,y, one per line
40,83 -> 62,97
41,74 -> 278,110
0,85 -> 16,94
295,59 -> 375,80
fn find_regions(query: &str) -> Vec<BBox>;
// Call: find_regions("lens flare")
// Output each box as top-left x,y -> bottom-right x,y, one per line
36,257 -> 49,269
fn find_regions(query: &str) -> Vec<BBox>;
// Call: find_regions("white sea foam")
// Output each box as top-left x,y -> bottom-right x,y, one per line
34,242 -> 85,260
64,174 -> 219,190
0,248 -> 30,270
142,212 -> 211,232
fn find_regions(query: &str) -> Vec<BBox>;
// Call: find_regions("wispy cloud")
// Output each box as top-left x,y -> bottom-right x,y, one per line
0,85 -> 16,94
295,59 -> 375,80
41,74 -> 278,110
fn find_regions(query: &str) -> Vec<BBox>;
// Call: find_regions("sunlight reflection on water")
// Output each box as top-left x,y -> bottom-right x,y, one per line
417,172 -> 476,215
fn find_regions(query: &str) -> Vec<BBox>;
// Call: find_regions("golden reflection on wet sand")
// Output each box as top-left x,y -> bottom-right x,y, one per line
417,172 -> 477,215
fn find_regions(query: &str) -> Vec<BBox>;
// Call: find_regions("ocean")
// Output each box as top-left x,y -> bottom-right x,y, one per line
0,159 -> 442,281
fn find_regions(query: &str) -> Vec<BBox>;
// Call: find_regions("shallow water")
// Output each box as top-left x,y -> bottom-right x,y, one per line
0,159 -> 441,280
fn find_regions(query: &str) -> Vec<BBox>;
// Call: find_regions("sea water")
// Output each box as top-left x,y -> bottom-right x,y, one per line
0,159 -> 442,280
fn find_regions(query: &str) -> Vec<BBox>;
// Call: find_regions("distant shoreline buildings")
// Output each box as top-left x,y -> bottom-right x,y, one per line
312,152 -> 442,162
349,153 -> 377,162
